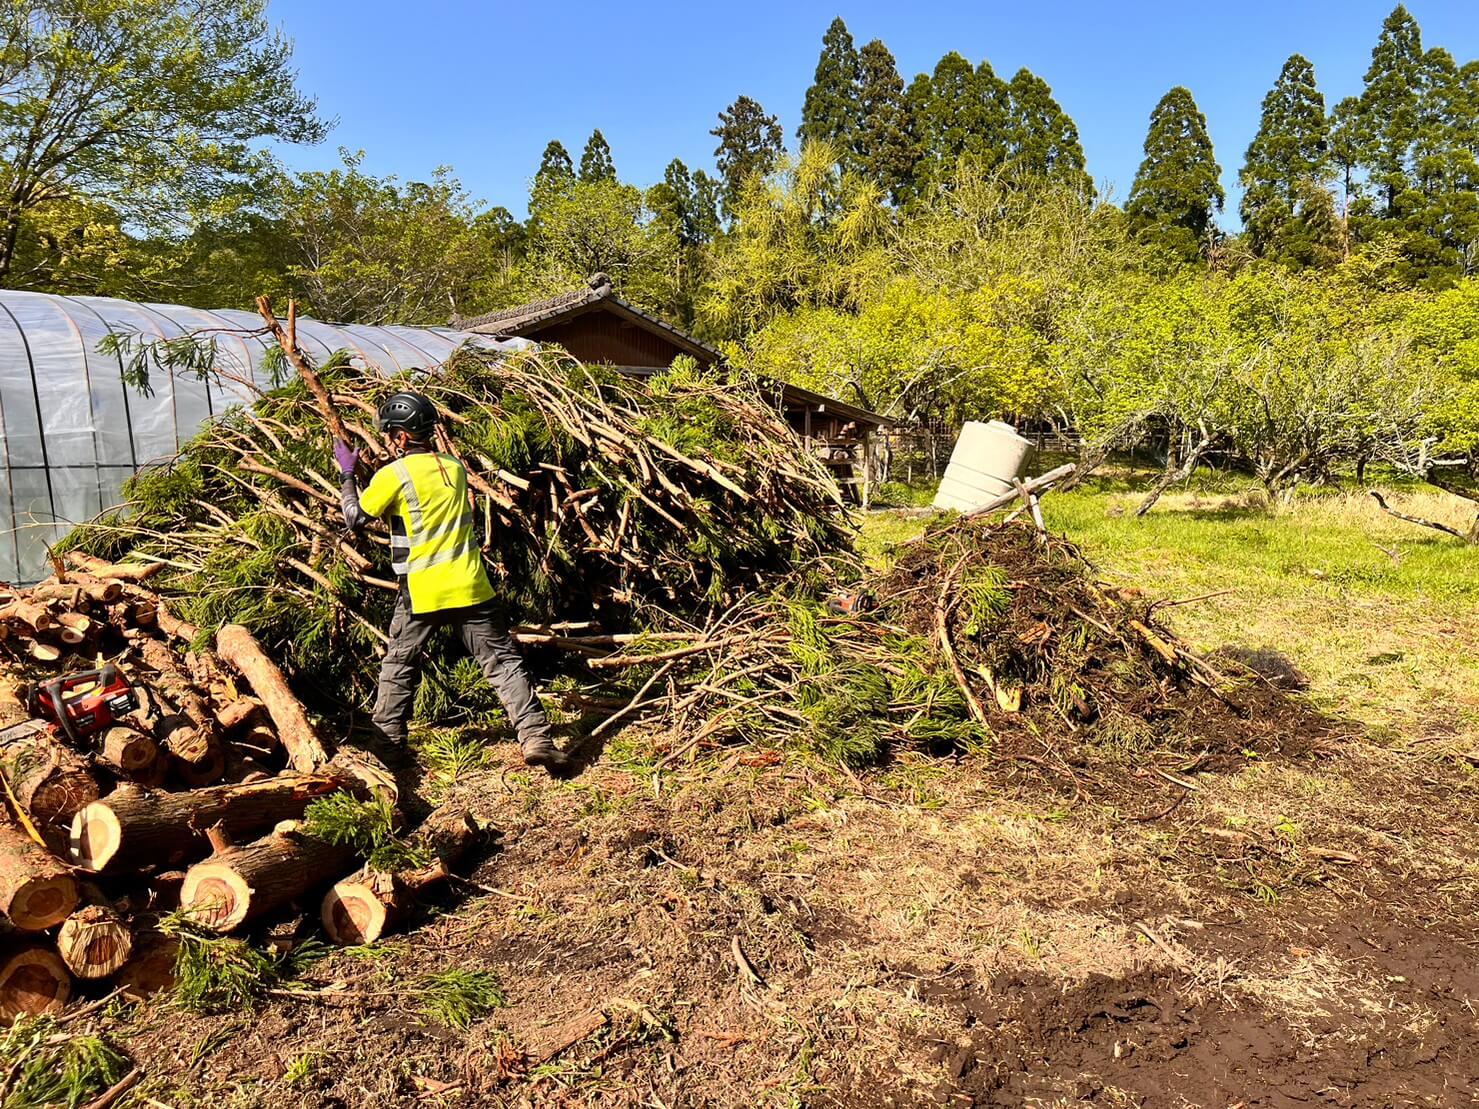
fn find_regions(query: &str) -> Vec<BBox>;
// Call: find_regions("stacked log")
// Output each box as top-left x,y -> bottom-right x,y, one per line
0,562 -> 398,1022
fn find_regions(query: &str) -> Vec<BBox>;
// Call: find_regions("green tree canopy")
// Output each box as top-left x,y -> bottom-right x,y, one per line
855,39 -> 916,204
712,95 -> 785,217
0,0 -> 327,281
579,130 -> 616,182
535,141 -> 575,185
1004,69 -> 1091,195
1239,54 -> 1331,260
283,150 -> 497,325
1126,86 -> 1225,262
798,17 -> 862,170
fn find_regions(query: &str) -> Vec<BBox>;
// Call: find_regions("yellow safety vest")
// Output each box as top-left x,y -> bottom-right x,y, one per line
358,452 -> 494,614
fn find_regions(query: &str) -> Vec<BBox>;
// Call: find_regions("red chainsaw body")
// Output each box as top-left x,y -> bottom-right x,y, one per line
32,664 -> 138,743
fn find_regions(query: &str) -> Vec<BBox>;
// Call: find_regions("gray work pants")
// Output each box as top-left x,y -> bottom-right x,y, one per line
371,591 -> 554,754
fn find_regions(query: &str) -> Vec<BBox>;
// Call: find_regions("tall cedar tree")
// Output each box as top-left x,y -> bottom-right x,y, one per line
1239,55 -> 1331,260
1005,69 -> 1092,194
1353,5 -> 1425,215
1127,86 -> 1225,262
798,18 -> 862,171
535,141 -> 575,184
911,53 -> 1011,188
579,130 -> 616,182
856,39 -> 916,204
712,96 -> 785,218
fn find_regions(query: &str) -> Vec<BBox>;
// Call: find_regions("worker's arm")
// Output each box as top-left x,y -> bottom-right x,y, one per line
335,443 -> 396,532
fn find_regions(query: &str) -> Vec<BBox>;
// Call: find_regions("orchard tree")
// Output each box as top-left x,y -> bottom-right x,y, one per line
0,0 -> 327,281
855,39 -> 916,203
1127,86 -> 1224,262
711,96 -> 784,217
579,130 -> 616,182
1239,54 -> 1332,260
798,17 -> 862,169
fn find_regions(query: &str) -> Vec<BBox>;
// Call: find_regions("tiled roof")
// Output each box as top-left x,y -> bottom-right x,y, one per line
454,287 -> 603,333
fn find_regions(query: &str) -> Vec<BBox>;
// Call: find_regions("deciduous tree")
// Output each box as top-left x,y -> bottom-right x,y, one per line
0,0 -> 327,281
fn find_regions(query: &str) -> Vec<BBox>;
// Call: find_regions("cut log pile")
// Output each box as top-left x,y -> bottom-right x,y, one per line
0,557 -> 481,1025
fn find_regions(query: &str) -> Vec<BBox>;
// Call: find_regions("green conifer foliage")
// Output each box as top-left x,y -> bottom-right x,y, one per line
535,141 -> 574,185
579,129 -> 616,182
1239,54 -> 1331,260
798,17 -> 862,169
712,96 -> 785,218
856,39 -> 916,204
911,53 -> 1011,188
1126,86 -> 1225,263
1005,68 -> 1092,195
1355,4 -> 1425,214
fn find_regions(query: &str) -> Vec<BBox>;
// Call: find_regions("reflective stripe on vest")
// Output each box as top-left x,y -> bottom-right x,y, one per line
388,454 -> 485,606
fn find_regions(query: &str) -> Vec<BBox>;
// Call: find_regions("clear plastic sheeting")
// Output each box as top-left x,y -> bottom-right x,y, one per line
0,291 -> 522,584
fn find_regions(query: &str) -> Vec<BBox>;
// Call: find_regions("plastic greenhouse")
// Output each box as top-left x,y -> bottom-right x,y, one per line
0,290 -> 515,585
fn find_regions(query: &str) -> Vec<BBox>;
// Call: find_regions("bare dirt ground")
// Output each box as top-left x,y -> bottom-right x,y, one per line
102,716 -> 1478,1108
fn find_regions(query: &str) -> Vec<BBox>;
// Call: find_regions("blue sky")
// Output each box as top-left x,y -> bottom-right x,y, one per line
265,1 -> 1479,224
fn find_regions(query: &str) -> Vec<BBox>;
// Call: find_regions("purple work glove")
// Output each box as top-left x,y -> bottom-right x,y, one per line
332,440 -> 359,477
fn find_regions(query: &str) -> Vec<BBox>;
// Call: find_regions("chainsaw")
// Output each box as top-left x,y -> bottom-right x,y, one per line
28,664 -> 139,746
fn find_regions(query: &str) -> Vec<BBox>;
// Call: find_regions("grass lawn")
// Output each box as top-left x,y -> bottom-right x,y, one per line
863,475 -> 1479,753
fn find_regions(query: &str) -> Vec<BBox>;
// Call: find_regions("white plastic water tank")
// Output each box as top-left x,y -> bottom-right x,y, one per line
933,420 -> 1034,512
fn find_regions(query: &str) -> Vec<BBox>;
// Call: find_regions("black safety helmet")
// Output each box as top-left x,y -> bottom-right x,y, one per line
376,391 -> 438,439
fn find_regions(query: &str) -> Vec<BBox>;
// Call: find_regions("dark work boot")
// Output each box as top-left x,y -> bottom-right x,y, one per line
522,741 -> 574,778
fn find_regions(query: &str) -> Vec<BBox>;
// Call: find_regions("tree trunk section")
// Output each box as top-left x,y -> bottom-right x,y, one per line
0,945 -> 71,1024
320,806 -> 482,945
57,893 -> 133,979
67,772 -> 352,874
136,637 -> 224,784
115,933 -> 178,1001
0,820 -> 78,930
181,827 -> 357,932
96,726 -> 159,778
0,724 -> 100,826
215,624 -> 329,771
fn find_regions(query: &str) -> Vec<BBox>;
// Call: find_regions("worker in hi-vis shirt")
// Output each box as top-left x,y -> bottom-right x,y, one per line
334,391 -> 570,776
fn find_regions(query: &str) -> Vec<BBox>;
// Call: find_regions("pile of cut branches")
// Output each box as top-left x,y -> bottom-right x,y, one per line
63,346 -> 852,710
587,516 -> 1329,778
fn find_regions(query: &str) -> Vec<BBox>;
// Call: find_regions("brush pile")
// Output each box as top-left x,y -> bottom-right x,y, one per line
0,555 -> 474,1027
582,515 -> 1324,775
62,346 -> 852,710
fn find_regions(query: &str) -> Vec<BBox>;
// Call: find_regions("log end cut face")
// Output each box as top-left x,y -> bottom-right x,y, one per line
180,865 -> 250,932
68,804 -> 121,873
6,872 -> 78,932
0,950 -> 71,1024
30,775 -> 101,827
322,882 -> 386,946
59,909 -> 133,978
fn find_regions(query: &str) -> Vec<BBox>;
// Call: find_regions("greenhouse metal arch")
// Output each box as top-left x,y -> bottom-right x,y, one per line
0,291 -> 509,584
